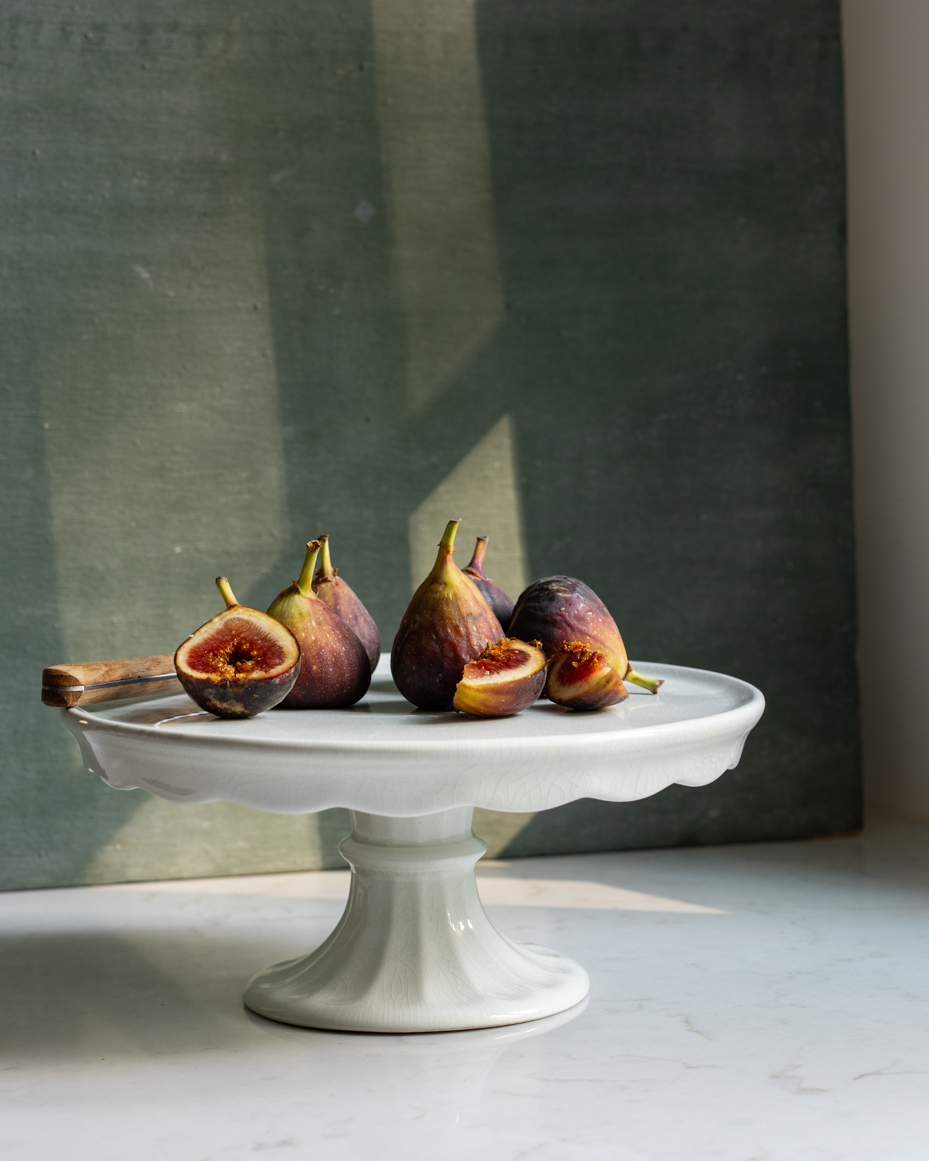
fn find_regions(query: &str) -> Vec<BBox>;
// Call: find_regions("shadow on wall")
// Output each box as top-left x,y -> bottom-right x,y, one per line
257,0 -> 858,859
0,0 -> 856,888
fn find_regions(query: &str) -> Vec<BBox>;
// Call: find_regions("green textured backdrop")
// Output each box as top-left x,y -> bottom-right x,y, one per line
0,0 -> 858,889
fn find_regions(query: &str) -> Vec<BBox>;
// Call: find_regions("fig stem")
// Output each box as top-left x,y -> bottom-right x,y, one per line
439,519 -> 461,551
216,576 -> 239,608
466,536 -> 488,575
625,665 -> 664,695
296,540 -> 322,596
317,533 -> 334,580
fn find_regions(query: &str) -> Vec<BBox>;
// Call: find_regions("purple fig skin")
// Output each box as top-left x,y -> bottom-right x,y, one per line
313,534 -> 381,670
392,519 -> 504,711
510,577 -> 663,696
175,578 -> 301,719
268,541 -> 371,709
463,536 -> 515,631
510,575 -> 628,676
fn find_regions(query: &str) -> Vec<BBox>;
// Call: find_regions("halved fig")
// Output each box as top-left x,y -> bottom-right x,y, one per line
547,640 -> 628,711
452,638 -> 547,718
175,577 -> 301,718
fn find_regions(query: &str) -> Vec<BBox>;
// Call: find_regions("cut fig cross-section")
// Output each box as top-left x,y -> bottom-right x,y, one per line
452,638 -> 547,718
175,577 -> 301,719
547,640 -> 628,711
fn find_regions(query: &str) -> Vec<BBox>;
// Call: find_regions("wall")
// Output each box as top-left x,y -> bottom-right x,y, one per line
843,0 -> 929,823
0,1 -> 859,889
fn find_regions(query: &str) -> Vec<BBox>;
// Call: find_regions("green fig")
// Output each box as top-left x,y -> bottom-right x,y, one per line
509,576 -> 662,694
463,536 -> 515,631
392,519 -> 504,711
268,540 -> 371,708
312,534 -> 381,671
175,577 -> 301,719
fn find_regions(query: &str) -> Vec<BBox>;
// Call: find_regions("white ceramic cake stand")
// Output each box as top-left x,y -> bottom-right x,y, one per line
63,657 -> 763,1034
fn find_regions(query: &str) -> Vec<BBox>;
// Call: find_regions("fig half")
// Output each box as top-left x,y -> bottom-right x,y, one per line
175,577 -> 301,719
453,638 -> 547,718
547,640 -> 628,711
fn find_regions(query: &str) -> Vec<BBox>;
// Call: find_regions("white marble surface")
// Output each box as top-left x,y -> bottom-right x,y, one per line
1,820 -> 927,1160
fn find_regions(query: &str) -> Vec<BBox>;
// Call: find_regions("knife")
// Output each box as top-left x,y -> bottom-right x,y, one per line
41,654 -> 181,708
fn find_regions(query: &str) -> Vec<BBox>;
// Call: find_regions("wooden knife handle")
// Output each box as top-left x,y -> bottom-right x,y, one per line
42,654 -> 181,708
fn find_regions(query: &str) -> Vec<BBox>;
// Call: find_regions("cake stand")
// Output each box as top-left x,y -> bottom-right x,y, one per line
62,657 -> 764,1034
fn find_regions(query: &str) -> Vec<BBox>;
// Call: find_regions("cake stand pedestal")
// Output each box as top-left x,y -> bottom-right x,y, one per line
246,806 -> 586,1031
63,658 -> 764,1033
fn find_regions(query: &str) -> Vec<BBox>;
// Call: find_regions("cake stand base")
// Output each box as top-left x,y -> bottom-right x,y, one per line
244,806 -> 590,1033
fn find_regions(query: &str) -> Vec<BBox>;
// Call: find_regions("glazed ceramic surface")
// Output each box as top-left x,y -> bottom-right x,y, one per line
62,657 -> 764,1033
243,807 -> 590,1033
64,658 -> 764,815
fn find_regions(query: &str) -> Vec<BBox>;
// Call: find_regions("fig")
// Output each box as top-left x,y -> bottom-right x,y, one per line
392,519 -> 504,711
175,577 -> 301,719
312,533 -> 381,671
463,536 -> 515,631
509,575 -> 663,695
268,540 -> 371,708
547,640 -> 629,711
452,638 -> 547,718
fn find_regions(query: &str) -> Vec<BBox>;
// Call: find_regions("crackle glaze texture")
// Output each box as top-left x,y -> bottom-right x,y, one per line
64,657 -> 762,1032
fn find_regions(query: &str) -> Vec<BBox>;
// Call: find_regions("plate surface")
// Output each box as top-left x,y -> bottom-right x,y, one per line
64,657 -> 764,815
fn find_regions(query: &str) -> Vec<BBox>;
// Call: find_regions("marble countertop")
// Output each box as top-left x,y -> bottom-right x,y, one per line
1,820 -> 927,1160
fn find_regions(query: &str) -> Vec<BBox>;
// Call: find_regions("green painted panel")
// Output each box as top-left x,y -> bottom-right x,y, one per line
0,0 -> 857,890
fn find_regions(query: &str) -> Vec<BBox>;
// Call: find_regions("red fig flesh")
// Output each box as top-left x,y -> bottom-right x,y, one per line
509,575 -> 663,695
453,638 -> 547,718
547,641 -> 628,711
391,519 -> 504,711
463,537 -> 515,631
175,577 -> 300,718
268,541 -> 371,708
312,534 -> 381,671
